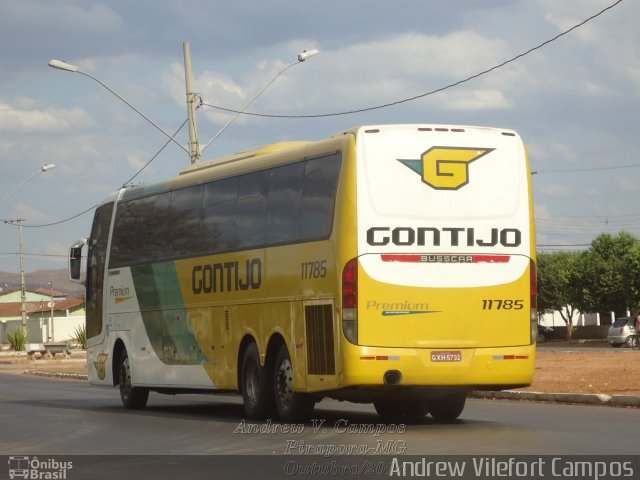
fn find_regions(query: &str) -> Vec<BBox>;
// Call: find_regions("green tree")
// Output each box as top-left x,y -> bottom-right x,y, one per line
570,232 -> 638,320
622,241 -> 640,309
537,251 -> 580,339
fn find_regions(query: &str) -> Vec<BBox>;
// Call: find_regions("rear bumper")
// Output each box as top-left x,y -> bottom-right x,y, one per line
339,343 -> 535,388
608,335 -> 629,345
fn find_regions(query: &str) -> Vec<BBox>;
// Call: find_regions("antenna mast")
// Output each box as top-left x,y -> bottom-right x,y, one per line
183,41 -> 200,166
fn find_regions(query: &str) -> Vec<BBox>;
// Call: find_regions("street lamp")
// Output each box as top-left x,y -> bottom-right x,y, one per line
0,163 -> 56,208
199,48 -> 320,156
1,163 -> 55,327
48,59 -> 190,156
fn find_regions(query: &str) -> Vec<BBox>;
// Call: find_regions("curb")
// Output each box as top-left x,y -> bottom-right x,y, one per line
25,371 -> 88,381
471,390 -> 640,408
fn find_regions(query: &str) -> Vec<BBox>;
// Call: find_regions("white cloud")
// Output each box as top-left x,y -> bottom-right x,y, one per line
536,0 -> 612,42
536,183 -> 572,197
0,99 -> 95,133
438,89 -> 510,111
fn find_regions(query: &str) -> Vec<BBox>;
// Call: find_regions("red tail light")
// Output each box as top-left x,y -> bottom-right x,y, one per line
342,258 -> 358,308
342,258 -> 358,344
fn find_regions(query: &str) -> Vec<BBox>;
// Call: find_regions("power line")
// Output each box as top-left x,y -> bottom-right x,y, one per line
6,119 -> 189,229
1,0 -> 624,230
201,0 -> 623,119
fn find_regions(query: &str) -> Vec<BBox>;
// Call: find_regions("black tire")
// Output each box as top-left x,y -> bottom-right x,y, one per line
374,400 -> 429,422
118,349 -> 149,409
241,343 -> 274,420
631,335 -> 640,351
625,336 -> 634,348
273,344 -> 315,423
427,393 -> 466,421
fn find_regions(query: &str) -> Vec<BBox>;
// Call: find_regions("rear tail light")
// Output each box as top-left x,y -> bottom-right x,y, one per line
342,258 -> 358,344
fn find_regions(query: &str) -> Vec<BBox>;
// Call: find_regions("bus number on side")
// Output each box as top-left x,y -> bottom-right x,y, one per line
301,260 -> 327,280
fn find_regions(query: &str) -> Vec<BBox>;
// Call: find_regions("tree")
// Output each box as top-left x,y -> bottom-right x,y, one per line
570,232 -> 638,320
537,251 -> 580,339
622,241 -> 640,309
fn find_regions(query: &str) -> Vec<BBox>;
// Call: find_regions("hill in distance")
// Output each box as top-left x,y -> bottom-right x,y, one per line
0,268 -> 85,296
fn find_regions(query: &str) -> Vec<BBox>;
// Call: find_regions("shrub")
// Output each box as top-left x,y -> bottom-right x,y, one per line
72,324 -> 87,350
8,328 -> 29,351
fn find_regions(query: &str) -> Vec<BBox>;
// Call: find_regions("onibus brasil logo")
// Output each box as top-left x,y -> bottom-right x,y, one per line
399,146 -> 494,190
8,456 -> 73,479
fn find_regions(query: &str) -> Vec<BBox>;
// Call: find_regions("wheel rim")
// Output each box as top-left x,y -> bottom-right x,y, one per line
275,357 -> 294,408
120,357 -> 132,400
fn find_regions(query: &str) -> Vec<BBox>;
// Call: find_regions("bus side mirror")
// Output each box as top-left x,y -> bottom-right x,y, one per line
69,238 -> 87,284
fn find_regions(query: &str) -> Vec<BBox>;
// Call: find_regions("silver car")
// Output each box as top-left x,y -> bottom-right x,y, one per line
607,317 -> 637,347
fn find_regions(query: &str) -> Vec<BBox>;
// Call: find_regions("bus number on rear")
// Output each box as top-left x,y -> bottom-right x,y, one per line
481,299 -> 524,310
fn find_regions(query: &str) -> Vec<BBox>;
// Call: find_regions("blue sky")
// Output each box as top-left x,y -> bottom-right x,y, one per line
0,0 -> 638,274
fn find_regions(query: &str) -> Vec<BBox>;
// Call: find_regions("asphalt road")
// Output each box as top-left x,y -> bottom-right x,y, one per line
1,372 -> 638,456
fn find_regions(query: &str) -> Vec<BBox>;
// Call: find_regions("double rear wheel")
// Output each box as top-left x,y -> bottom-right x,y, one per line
241,343 -> 315,423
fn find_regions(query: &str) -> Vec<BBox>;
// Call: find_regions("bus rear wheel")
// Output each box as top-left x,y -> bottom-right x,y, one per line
426,393 -> 466,421
374,400 -> 429,422
118,350 -> 149,409
273,344 -> 315,423
241,343 -> 274,420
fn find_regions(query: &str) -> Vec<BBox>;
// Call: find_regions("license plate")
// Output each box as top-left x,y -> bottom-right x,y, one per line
431,351 -> 462,362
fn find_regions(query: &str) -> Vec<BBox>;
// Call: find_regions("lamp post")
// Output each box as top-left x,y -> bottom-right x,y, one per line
48,59 -> 190,156
0,164 -> 55,208
199,48 -> 319,157
1,218 -> 27,327
1,164 -> 56,328
50,45 -> 319,168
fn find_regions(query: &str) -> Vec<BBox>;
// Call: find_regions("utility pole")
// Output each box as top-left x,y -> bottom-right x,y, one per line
49,281 -> 55,341
183,41 -> 200,167
5,218 -> 27,327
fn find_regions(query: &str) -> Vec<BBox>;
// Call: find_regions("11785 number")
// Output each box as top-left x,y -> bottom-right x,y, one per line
481,299 -> 524,310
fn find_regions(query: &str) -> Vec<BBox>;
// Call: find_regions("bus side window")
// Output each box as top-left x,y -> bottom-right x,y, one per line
267,162 -> 304,244
169,184 -> 204,258
236,170 -> 269,249
300,153 -> 342,240
202,176 -> 239,253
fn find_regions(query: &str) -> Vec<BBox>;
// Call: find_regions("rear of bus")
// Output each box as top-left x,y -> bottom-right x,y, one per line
340,125 -> 536,397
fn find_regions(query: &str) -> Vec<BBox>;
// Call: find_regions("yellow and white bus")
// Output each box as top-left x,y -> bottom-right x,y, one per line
70,124 -> 536,422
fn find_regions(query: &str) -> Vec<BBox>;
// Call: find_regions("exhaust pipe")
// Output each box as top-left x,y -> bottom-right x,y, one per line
383,370 -> 402,385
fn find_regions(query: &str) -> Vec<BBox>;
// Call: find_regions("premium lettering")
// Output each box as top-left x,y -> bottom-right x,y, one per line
366,227 -> 521,248
192,258 -> 262,294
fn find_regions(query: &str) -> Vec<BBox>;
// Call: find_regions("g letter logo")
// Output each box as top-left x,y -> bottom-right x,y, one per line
399,147 -> 494,190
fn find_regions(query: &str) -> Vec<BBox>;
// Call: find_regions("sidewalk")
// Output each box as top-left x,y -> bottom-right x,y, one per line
471,389 -> 640,408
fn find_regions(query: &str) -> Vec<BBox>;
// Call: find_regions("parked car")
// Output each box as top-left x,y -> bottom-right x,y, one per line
607,317 -> 637,347
537,325 -> 554,343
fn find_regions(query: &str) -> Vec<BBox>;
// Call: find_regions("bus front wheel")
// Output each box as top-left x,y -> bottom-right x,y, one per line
118,349 -> 149,409
273,344 -> 315,423
241,343 -> 274,419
